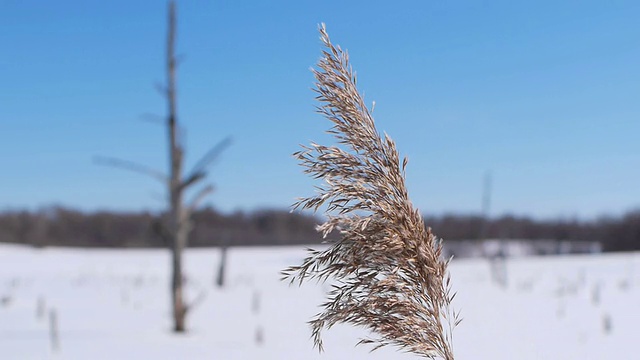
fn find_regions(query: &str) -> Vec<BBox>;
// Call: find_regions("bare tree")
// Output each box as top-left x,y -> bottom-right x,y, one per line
97,1 -> 230,332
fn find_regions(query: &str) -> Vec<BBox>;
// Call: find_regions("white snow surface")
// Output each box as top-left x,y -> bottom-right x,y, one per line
0,244 -> 637,360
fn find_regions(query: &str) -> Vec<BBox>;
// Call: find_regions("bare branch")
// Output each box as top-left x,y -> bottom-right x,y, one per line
188,184 -> 214,212
180,172 -> 205,191
184,287 -> 207,316
93,156 -> 167,183
139,113 -> 165,126
184,136 -> 232,188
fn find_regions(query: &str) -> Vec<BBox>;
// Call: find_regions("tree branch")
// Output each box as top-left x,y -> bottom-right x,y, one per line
188,184 -> 214,212
139,113 -> 165,126
182,136 -> 232,190
93,156 -> 167,183
184,286 -> 207,316
180,172 -> 205,191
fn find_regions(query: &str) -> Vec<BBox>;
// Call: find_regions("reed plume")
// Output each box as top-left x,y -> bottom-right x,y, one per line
282,24 -> 459,359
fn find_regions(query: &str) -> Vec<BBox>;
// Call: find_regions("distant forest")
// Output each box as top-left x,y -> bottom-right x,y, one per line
0,207 -> 638,252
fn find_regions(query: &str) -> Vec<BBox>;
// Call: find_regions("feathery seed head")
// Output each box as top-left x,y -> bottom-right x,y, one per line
282,23 -> 459,360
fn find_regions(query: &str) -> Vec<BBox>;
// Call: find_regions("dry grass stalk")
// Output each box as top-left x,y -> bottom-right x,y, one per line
282,24 -> 459,359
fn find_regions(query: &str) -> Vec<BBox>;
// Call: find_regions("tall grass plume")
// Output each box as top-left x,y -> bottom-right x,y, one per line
282,24 -> 459,359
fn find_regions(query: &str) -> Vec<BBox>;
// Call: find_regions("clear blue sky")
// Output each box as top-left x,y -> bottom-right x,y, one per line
2,1 -> 639,219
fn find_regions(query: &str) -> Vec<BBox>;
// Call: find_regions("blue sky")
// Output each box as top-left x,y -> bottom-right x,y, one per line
2,0 -> 639,219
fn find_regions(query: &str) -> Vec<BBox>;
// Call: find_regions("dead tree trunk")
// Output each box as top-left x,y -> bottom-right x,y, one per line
96,0 -> 231,333
165,1 -> 229,332
167,0 -> 188,333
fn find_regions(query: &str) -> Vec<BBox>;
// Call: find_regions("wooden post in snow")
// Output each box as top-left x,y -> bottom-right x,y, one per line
49,308 -> 59,352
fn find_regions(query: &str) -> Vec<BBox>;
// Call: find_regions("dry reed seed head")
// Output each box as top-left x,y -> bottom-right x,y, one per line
283,24 -> 458,360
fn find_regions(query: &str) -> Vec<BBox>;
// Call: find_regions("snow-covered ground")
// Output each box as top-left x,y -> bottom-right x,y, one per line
0,244 -> 637,360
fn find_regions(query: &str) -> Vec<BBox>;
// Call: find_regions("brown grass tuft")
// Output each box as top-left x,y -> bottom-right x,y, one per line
282,24 -> 459,359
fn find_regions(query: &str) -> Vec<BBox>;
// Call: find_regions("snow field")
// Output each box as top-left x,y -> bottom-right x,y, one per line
0,244 -> 637,359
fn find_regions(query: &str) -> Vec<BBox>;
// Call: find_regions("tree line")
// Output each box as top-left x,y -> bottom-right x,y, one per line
423,212 -> 640,252
0,206 -> 638,252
